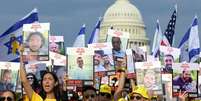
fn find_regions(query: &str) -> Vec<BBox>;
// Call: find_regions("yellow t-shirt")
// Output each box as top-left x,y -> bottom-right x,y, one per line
31,91 -> 56,101
23,95 -> 29,101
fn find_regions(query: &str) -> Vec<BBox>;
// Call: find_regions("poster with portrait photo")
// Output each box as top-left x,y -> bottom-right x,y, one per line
106,29 -> 129,52
23,23 -> 50,61
25,61 -> 47,80
0,62 -> 20,92
126,49 -> 135,78
132,46 -> 147,62
53,66 -> 67,85
135,61 -> 162,92
88,43 -> 115,73
49,36 -> 65,55
49,51 -> 66,66
162,74 -> 173,101
159,46 -> 180,63
159,46 -> 180,73
67,47 -> 94,81
172,63 -> 199,97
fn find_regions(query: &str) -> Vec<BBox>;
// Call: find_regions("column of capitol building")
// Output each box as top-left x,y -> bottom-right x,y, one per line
99,0 -> 150,53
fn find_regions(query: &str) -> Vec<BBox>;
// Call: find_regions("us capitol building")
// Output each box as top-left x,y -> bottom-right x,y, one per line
99,0 -> 150,52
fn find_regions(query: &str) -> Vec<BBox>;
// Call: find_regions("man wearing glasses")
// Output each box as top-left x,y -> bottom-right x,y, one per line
0,90 -> 16,101
129,86 -> 149,101
97,84 -> 112,101
83,86 -> 97,101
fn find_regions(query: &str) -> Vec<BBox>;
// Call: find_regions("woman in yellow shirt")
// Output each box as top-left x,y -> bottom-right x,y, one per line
19,47 -> 62,101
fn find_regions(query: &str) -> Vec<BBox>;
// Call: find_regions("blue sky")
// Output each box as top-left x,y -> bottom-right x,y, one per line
0,0 -> 201,48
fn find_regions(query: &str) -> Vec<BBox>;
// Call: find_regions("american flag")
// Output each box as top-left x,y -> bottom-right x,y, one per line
164,5 -> 177,46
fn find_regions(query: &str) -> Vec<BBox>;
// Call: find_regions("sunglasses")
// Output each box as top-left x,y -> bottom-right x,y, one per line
130,95 -> 142,100
0,97 -> 13,101
27,77 -> 33,80
99,93 -> 111,99
84,94 -> 96,99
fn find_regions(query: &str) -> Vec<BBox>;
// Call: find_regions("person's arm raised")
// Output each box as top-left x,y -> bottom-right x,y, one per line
114,71 -> 126,101
19,46 -> 34,101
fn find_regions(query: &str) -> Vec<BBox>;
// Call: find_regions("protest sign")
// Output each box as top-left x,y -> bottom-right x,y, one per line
135,61 -> 162,92
0,62 -> 20,92
23,23 -> 50,61
67,47 -> 94,86
49,36 -> 65,55
88,43 -> 115,73
172,63 -> 199,97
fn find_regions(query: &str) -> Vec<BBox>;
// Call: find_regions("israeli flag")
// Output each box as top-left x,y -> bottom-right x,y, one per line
88,17 -> 102,44
189,16 -> 200,62
179,16 -> 200,62
152,19 -> 162,58
178,28 -> 190,62
72,24 -> 86,47
0,8 -> 39,62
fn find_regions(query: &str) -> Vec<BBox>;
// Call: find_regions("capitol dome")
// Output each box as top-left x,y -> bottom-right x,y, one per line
99,0 -> 149,51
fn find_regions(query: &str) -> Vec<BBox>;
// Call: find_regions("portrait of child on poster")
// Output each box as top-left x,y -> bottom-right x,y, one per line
67,47 -> 94,80
23,23 -> 50,61
49,36 -> 65,55
135,61 -> 162,91
0,62 -> 20,92
172,63 -> 198,97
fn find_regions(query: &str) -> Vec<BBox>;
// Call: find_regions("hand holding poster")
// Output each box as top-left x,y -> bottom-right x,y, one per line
23,23 -> 50,61
172,63 -> 199,97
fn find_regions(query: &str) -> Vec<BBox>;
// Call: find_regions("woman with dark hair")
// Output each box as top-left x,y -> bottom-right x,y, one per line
38,72 -> 61,100
19,46 -> 66,101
